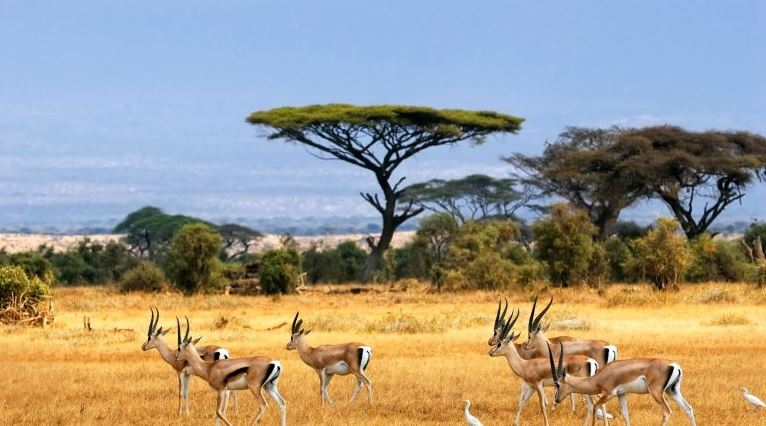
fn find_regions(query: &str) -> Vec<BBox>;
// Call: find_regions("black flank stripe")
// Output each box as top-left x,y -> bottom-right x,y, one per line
261,363 -> 277,386
357,348 -> 364,369
224,366 -> 249,384
662,365 -> 674,391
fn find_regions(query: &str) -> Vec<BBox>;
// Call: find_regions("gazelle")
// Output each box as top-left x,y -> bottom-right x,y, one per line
140,307 -> 238,415
524,296 -> 618,368
489,307 -> 599,426
490,299 -> 580,411
176,317 -> 286,426
286,312 -> 373,405
548,342 -> 697,426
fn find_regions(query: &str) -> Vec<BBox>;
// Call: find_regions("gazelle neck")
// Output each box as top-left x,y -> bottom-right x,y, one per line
532,330 -> 551,357
502,343 -> 528,377
153,336 -> 183,370
183,344 -> 212,381
294,335 -> 318,367
564,374 -> 601,395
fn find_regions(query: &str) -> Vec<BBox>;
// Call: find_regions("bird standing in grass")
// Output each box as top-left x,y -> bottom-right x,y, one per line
743,387 -> 766,409
464,400 -> 484,426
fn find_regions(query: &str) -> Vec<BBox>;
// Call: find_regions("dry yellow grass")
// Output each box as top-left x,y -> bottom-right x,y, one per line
2,283 -> 766,425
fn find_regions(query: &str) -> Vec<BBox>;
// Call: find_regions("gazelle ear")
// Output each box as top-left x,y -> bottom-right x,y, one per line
161,327 -> 172,336
192,336 -> 203,345
303,329 -> 311,336
155,326 -> 164,336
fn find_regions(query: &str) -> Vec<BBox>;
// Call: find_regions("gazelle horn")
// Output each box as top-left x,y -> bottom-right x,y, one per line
547,342 -> 557,381
148,307 -> 155,338
557,342 -> 565,379
532,297 -> 553,331
176,317 -> 182,347
291,312 -> 299,334
184,316 -> 190,344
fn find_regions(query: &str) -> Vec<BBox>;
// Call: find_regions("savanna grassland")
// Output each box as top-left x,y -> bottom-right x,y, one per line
2,284 -> 766,425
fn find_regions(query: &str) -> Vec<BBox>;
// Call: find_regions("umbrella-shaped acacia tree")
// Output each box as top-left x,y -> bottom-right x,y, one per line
247,104 -> 523,281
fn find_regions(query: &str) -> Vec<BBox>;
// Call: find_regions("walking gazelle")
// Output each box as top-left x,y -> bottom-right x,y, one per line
489,307 -> 599,426
175,317 -> 286,426
548,342 -> 697,426
286,312 -> 373,405
140,307 -> 238,415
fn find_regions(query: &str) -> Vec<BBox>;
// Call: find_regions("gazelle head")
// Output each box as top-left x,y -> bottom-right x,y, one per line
488,307 -> 521,357
548,342 -> 572,404
522,295 -> 552,350
141,306 -> 170,351
286,312 -> 311,350
174,316 -> 202,362
488,298 -> 509,346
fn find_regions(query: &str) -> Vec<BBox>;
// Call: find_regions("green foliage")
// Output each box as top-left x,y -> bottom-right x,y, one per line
625,218 -> 691,290
44,240 -> 136,285
247,104 -> 524,136
607,221 -> 648,240
165,223 -> 224,294
442,219 -> 525,290
302,241 -> 366,283
0,265 -> 49,306
387,241 -> 429,281
603,236 -> 634,282
259,248 -> 301,294
532,203 -> 598,286
119,261 -> 167,293
744,221 -> 766,253
218,223 -> 263,261
0,251 -> 54,285
414,213 -> 459,288
686,235 -> 749,282
114,206 -> 211,261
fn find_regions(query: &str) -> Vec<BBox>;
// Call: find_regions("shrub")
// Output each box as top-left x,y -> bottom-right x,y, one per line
387,241 -> 429,281
625,218 -> 691,290
119,261 -> 167,293
259,248 -> 301,294
686,235 -> 749,282
165,223 -> 224,294
1,251 -> 55,285
0,265 -> 50,325
603,236 -> 633,282
532,203 -> 598,286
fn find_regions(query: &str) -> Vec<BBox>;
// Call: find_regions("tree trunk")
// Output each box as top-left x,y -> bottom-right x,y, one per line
361,181 -> 398,282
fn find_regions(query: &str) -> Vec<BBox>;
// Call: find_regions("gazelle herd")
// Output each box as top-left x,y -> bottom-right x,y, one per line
141,295 -> 697,426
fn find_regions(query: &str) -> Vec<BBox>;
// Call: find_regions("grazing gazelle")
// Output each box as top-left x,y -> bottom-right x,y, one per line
176,317 -> 286,426
524,296 -> 618,368
489,308 -> 599,426
548,342 -> 697,426
490,299 -> 580,411
140,307 -> 238,415
286,312 -> 373,405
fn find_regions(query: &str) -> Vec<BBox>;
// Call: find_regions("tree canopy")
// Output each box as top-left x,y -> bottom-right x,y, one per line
247,104 -> 523,280
114,207 -> 211,260
402,174 -> 535,224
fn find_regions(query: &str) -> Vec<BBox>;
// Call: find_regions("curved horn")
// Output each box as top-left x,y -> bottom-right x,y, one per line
533,297 -> 553,331
547,342 -> 557,381
184,316 -> 190,344
153,307 -> 160,334
528,295 -> 538,332
494,300 -> 502,329
507,307 -> 520,330
295,319 -> 303,333
557,342 -> 565,378
291,312 -> 299,334
500,298 -> 508,325
176,316 -> 181,347
148,307 -> 155,338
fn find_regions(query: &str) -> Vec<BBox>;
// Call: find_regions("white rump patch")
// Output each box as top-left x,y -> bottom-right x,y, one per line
359,346 -> 372,371
214,348 -> 230,361
605,345 -> 617,364
586,358 -> 599,377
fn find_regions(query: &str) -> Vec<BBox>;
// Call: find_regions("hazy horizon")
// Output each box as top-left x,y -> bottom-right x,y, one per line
2,1 -> 764,232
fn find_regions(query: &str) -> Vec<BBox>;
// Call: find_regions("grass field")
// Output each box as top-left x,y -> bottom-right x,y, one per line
2,283 -> 766,425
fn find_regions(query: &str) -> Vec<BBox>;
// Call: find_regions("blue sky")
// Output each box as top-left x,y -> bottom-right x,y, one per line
1,1 -> 764,231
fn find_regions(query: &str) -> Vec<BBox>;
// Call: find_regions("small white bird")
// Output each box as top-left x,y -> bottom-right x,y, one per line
743,387 -> 766,409
464,400 -> 484,426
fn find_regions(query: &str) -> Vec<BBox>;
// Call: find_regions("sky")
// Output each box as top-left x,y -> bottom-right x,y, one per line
1,1 -> 764,232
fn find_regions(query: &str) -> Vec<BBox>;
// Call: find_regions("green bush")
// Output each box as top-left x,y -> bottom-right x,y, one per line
625,218 -> 691,290
0,251 -> 55,285
41,240 -> 136,285
532,203 -> 598,286
119,261 -> 168,293
0,265 -> 49,307
302,241 -> 367,283
387,241 -> 429,281
686,235 -> 749,282
259,248 -> 301,294
603,236 -> 634,282
165,223 -> 224,294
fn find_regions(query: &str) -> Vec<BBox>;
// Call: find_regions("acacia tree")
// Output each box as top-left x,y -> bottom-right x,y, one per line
621,126 -> 766,239
247,104 -> 523,281
402,174 -> 535,224
218,223 -> 262,261
506,127 -> 645,240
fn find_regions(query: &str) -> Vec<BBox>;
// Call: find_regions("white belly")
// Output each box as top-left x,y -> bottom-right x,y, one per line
615,376 -> 648,394
325,361 -> 351,375
226,374 -> 250,391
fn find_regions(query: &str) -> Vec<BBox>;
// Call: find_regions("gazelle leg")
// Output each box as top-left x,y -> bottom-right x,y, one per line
184,373 -> 192,415
349,377 -> 363,403
590,394 -> 616,426
618,394 -> 630,426
316,370 -> 326,405
515,383 -> 535,426
570,393 -> 576,412
221,388 -> 230,417
265,382 -> 287,426
215,390 -> 234,426
249,384 -> 269,426
177,372 -> 184,415
359,371 -> 373,403
535,383 -> 550,426
668,390 -> 696,426
322,371 -> 334,406
229,390 -> 239,415
650,388 -> 672,426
